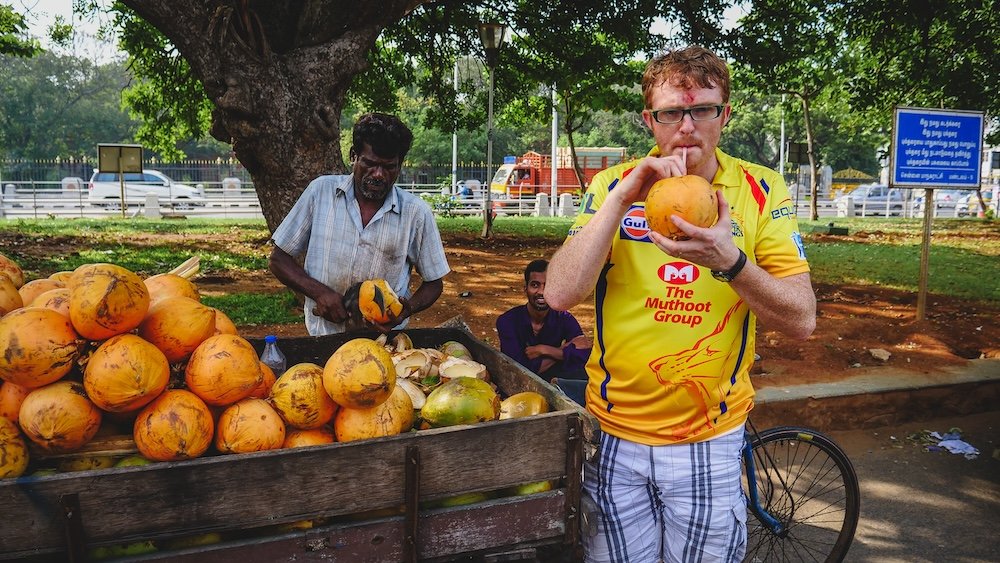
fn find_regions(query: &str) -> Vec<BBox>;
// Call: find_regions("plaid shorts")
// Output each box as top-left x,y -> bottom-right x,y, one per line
582,428 -> 747,563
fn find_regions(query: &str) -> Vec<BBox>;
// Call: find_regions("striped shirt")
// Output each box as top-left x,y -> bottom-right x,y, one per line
271,174 -> 450,335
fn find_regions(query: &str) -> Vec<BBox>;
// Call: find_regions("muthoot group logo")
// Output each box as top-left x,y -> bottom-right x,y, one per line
658,261 -> 700,285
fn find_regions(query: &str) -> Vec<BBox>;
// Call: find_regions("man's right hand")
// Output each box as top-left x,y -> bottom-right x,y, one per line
312,287 -> 352,324
607,155 -> 684,210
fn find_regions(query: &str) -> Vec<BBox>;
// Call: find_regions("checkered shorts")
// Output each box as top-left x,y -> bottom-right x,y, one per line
582,429 -> 747,563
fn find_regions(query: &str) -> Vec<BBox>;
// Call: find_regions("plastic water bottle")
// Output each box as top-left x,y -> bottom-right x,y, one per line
260,335 -> 287,377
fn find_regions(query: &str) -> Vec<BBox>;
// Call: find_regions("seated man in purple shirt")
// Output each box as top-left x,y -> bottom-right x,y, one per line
496,259 -> 592,385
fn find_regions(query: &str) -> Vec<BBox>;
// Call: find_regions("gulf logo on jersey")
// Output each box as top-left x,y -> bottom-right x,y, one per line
620,206 -> 651,241
658,261 -> 700,285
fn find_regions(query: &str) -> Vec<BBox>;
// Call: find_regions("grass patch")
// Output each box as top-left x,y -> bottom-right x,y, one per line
804,241 -> 998,301
438,216 -> 576,238
0,217 -> 270,238
202,291 -> 301,326
18,245 -> 267,277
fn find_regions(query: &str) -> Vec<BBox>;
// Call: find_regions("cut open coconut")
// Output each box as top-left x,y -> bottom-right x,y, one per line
395,378 -> 426,410
438,357 -> 488,381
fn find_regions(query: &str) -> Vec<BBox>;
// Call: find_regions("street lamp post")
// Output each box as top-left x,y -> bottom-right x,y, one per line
478,22 -> 506,238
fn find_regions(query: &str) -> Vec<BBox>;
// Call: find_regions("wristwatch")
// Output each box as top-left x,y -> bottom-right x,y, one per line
711,249 -> 747,282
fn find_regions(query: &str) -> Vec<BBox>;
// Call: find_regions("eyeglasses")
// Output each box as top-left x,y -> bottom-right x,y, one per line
650,105 -> 725,124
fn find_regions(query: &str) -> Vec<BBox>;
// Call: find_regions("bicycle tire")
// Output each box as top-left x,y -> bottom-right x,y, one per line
743,426 -> 860,563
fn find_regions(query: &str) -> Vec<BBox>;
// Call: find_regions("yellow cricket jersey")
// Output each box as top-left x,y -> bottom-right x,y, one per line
568,147 -> 810,446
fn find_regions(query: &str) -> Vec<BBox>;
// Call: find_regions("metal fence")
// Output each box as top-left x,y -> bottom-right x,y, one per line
0,158 -> 494,189
0,158 -> 589,219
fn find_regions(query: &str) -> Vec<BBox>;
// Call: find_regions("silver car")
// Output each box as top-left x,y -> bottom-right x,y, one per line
88,169 -> 205,210
836,184 -> 907,217
910,189 -> 964,218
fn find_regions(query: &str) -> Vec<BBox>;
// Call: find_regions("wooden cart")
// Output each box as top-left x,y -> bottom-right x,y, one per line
0,324 -> 600,562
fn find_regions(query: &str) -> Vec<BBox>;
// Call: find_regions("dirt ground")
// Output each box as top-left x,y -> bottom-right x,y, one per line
209,234 -> 1000,390
4,228 -> 995,389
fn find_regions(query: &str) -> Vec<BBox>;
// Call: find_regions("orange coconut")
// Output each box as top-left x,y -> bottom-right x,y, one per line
358,279 -> 403,324
48,270 -> 74,285
18,381 -> 102,454
133,389 -> 214,461
0,275 -> 23,316
212,308 -> 239,335
0,382 -> 29,425
144,273 -> 200,304
283,426 -> 335,448
184,334 -> 263,406
0,253 -> 24,288
333,384 -> 414,443
323,338 -> 396,409
17,278 -> 64,306
268,363 -> 338,430
248,362 -> 277,399
138,296 -> 216,363
69,263 -> 150,341
29,287 -> 71,318
215,398 -> 286,454
0,307 -> 81,388
0,417 -> 28,478
644,175 -> 719,240
83,334 -> 170,413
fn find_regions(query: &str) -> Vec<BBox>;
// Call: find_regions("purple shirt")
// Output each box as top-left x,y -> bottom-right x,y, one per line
496,305 -> 590,376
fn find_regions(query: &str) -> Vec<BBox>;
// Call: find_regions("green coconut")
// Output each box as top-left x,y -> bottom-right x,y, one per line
420,377 -> 500,428
438,340 -> 473,360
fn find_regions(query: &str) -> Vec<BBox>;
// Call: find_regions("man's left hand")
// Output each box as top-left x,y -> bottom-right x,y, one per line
648,190 -> 741,271
369,298 -> 412,334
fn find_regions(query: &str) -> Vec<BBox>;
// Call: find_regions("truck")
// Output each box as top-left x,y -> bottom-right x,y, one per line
490,147 -> 628,199
1,323 -> 599,562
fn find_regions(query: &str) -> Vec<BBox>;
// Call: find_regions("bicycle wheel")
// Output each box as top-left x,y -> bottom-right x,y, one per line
743,426 -> 860,563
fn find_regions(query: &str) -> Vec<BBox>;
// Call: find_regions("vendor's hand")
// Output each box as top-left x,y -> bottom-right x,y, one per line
311,288 -> 351,324
369,298 -> 412,335
648,190 -> 741,272
568,335 -> 593,350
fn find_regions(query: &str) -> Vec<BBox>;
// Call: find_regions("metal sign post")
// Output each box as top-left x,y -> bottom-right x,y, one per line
97,144 -> 143,218
889,107 -> 984,320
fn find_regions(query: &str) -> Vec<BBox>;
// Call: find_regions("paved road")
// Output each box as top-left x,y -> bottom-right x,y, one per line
826,410 -> 999,562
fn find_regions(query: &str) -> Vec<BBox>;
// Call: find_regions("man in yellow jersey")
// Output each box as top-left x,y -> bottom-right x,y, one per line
546,46 -> 816,562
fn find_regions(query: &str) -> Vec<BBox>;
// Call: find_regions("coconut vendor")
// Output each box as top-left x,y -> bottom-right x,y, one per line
496,259 -> 592,392
544,46 -> 816,562
269,112 -> 450,336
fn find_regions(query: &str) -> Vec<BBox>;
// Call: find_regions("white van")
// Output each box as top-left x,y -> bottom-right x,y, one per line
88,169 -> 205,209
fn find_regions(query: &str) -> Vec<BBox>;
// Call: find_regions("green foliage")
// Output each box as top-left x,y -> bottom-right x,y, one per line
839,0 -> 1000,143
420,193 -> 464,218
0,52 -> 137,158
113,6 -> 213,161
0,4 -> 41,58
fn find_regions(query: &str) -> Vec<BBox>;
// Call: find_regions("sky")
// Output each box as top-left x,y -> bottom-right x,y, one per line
16,0 -> 117,60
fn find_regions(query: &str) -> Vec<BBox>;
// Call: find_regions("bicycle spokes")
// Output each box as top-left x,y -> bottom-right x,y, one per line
744,427 -> 860,563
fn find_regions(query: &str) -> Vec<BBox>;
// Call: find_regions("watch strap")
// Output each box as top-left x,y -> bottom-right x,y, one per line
711,248 -> 747,282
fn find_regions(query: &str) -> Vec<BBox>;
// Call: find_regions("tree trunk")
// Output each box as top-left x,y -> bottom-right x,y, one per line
798,94 -> 819,221
122,0 -> 424,232
560,95 -> 587,191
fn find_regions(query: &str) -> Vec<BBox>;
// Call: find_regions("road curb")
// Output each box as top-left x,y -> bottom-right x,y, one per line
751,359 -> 1000,432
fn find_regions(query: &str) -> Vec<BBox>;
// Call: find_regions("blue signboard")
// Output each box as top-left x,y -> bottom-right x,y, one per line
890,107 -> 984,188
